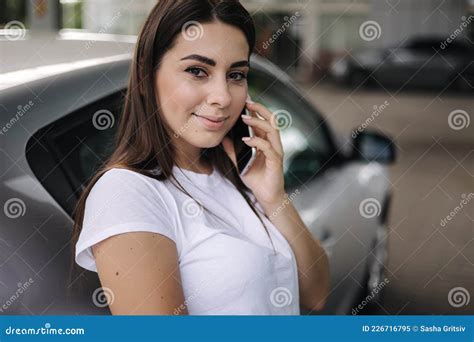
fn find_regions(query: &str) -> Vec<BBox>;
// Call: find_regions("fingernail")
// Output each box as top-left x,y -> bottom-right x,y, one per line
242,137 -> 251,141
241,114 -> 252,120
246,95 -> 254,104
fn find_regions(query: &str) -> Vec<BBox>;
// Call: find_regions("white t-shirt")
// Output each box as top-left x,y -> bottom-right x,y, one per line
75,165 -> 300,315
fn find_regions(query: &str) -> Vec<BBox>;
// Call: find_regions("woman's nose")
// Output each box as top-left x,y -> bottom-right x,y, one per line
206,76 -> 232,108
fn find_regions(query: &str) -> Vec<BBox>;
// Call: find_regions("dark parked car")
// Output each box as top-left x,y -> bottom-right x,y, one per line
330,36 -> 474,91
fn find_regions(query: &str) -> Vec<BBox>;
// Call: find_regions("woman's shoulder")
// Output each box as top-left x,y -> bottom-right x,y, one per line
102,165 -> 154,178
82,166 -> 177,227
88,166 -> 169,202
96,166 -> 162,187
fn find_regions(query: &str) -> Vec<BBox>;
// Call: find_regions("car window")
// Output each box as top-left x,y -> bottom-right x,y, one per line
26,91 -> 123,215
54,114 -> 118,187
56,99 -> 121,188
248,68 -> 335,189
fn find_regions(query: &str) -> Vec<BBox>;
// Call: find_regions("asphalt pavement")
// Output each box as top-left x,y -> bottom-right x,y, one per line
299,80 -> 473,314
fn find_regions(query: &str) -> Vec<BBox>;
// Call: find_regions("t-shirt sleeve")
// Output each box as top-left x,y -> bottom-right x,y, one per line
75,168 -> 176,272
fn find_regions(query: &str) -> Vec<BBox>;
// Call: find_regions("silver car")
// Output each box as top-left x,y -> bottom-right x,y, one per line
0,33 -> 395,315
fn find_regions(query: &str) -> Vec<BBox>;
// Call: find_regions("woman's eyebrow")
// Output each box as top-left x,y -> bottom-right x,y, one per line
180,54 -> 249,68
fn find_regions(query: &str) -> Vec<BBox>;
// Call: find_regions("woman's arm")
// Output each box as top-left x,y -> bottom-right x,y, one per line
92,231 -> 188,315
222,100 -> 330,312
261,196 -> 330,312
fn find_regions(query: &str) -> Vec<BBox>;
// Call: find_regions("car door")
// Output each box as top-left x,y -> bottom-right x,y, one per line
24,88 -> 126,315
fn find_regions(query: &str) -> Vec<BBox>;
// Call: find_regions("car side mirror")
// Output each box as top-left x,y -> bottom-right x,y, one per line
350,129 -> 396,164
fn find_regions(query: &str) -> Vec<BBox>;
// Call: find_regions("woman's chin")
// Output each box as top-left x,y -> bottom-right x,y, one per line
196,136 -> 225,149
202,140 -> 224,149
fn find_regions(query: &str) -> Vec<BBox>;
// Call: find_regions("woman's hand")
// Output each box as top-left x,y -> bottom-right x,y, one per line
222,100 -> 287,212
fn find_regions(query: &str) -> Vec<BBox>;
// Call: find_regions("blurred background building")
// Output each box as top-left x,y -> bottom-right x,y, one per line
2,0 -> 473,81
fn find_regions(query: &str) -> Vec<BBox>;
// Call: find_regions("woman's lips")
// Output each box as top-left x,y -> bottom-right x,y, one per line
192,113 -> 227,131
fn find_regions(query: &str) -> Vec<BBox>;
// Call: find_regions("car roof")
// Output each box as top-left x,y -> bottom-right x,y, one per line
0,30 -> 296,91
0,31 -> 136,73
0,31 -> 135,89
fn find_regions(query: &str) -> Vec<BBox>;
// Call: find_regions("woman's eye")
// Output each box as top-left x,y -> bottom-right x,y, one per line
185,67 -> 247,81
185,67 -> 207,78
229,72 -> 247,81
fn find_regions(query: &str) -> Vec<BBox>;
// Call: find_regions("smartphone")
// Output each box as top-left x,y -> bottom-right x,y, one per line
226,98 -> 257,176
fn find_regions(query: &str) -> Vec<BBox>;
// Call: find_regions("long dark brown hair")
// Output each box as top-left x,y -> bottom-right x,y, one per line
69,0 -> 275,291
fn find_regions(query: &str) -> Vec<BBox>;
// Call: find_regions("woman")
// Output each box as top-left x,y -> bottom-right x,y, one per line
71,0 -> 329,315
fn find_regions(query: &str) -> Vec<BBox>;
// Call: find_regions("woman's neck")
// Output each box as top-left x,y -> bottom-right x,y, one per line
175,156 -> 213,175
